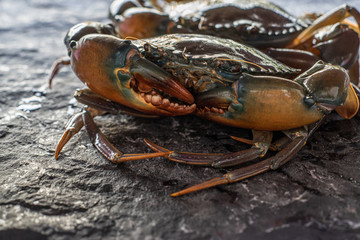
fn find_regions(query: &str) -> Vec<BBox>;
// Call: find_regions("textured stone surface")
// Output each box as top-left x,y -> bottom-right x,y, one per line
1,0 -> 360,239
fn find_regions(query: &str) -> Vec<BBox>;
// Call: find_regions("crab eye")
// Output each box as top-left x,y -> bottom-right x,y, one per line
69,40 -> 77,49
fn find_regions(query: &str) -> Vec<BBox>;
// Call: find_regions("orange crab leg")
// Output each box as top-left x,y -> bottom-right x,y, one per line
144,130 -> 273,168
288,4 -> 360,48
48,56 -> 70,89
341,19 -> 360,34
55,111 -> 85,159
82,111 -> 169,163
170,128 -> 309,197
55,109 -> 169,162
230,135 -> 292,152
170,159 -> 271,197
55,89 -> 169,161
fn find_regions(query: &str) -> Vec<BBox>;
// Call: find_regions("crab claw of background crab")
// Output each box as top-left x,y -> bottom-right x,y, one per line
311,23 -> 359,69
109,0 -> 171,39
69,34 -> 195,116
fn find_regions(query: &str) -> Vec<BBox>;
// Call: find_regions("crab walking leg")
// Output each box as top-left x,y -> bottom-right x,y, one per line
55,88 -> 157,159
74,88 -> 162,118
288,4 -> 360,48
55,105 -> 110,159
55,108 -> 167,161
55,89 -> 168,161
144,130 -> 273,168
48,56 -> 71,89
230,135 -> 292,152
55,111 -> 86,159
81,111 -> 169,163
342,19 -> 360,34
170,128 -> 309,197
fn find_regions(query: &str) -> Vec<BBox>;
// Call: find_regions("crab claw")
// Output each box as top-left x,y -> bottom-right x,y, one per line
335,83 -> 359,119
130,55 -> 194,104
295,61 -> 352,110
310,23 -> 359,69
195,61 -> 355,131
69,34 -> 195,116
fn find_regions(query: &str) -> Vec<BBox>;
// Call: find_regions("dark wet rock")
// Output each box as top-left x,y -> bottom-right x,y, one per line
1,0 -> 360,239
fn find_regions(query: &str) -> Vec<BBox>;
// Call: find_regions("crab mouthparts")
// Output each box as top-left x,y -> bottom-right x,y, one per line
130,56 -> 195,114
139,89 -> 196,113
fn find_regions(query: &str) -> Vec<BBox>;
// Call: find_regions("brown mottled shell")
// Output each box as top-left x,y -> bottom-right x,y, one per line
133,34 -> 299,92
165,0 -> 312,48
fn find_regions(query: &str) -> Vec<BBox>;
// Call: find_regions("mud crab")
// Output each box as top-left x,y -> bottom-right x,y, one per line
50,19 -> 359,196
109,0 -> 359,46
50,0 -> 360,87
109,0 -> 360,83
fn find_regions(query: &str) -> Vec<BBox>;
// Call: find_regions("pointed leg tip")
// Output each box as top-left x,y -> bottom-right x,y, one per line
170,192 -> 180,197
230,135 -> 254,145
170,177 -> 229,197
54,131 -> 73,161
54,144 -> 65,160
143,138 -> 158,148
54,144 -> 63,160
170,190 -> 188,197
143,138 -> 171,153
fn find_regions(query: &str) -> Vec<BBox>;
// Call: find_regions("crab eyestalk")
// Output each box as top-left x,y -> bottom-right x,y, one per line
49,22 -> 117,88
63,22 -> 116,56
69,34 -> 195,116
